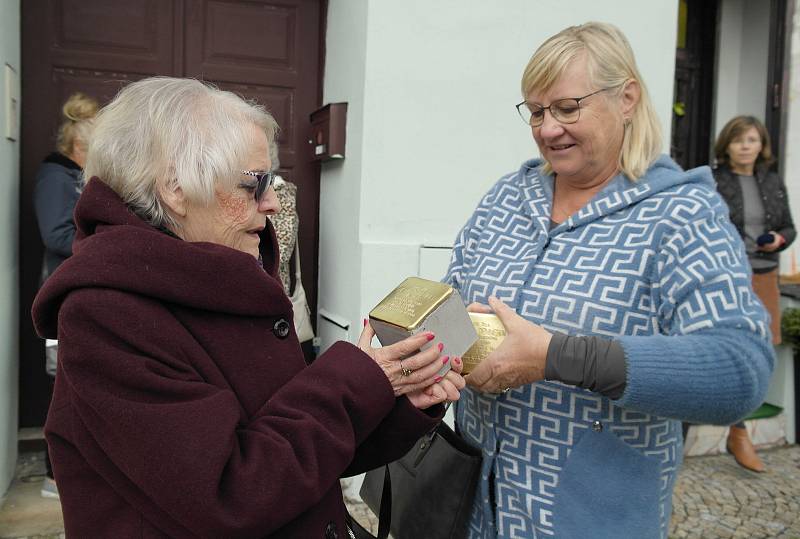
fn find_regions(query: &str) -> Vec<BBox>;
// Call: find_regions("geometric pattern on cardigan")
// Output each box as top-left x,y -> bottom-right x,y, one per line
446,157 -> 769,539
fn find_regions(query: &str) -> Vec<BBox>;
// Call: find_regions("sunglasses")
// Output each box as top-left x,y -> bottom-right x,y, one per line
240,170 -> 276,201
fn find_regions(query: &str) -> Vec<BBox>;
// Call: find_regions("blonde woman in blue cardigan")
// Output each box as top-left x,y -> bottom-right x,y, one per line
447,22 -> 773,539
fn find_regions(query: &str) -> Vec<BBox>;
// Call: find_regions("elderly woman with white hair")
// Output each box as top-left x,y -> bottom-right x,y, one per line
31,77 -> 465,538
447,22 -> 773,538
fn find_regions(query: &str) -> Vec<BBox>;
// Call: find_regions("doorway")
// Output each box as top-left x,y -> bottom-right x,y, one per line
20,0 -> 326,427
670,0 -> 718,170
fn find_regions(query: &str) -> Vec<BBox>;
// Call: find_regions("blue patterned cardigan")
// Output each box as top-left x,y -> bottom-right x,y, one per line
445,155 -> 774,539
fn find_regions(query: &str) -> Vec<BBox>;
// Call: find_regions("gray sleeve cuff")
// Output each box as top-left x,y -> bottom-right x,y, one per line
544,332 -> 627,400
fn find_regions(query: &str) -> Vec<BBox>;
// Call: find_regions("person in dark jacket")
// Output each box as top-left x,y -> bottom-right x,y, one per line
713,115 -> 795,472
32,91 -> 99,499
31,77 -> 465,538
34,92 -> 99,281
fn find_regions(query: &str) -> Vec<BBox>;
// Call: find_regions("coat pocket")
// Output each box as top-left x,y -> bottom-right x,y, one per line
552,427 -> 662,539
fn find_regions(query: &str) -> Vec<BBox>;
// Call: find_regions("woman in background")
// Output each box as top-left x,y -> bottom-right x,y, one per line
35,92 -> 99,281
713,115 -> 795,472
33,91 -> 99,499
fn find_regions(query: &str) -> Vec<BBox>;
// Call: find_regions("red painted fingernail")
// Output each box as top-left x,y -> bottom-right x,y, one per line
434,376 -> 443,383
363,318 -> 367,327
437,343 -> 444,352
426,333 -> 435,341
441,356 -> 450,364
453,357 -> 461,365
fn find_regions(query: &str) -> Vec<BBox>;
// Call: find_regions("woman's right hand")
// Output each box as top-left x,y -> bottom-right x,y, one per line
357,321 -> 452,397
464,297 -> 551,394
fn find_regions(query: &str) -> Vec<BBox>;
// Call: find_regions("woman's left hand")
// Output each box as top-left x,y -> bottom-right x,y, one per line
759,231 -> 785,252
466,296 -> 553,394
406,357 -> 466,409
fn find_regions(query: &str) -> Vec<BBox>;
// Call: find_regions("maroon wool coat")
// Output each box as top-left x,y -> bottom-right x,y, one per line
32,179 -> 441,538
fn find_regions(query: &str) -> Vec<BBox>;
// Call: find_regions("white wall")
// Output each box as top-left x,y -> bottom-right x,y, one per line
0,0 -> 20,495
714,0 -> 771,139
319,1 -> 680,358
316,0 -> 369,348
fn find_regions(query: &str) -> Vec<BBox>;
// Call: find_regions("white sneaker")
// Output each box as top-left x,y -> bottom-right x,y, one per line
41,477 -> 60,500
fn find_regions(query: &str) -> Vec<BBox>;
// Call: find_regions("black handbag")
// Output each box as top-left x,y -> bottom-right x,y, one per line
359,418 -> 482,539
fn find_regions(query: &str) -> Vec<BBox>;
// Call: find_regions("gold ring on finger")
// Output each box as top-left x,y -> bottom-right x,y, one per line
400,361 -> 413,377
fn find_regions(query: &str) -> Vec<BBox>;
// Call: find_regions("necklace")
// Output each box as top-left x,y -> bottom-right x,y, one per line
551,200 -> 572,222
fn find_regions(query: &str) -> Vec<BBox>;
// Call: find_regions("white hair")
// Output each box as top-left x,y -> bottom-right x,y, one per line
84,77 -> 279,228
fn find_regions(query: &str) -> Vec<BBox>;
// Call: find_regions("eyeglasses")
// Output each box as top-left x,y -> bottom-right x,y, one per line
240,170 -> 276,201
516,88 -> 613,127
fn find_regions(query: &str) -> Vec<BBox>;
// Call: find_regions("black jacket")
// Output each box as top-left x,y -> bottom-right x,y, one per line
33,152 -> 82,280
713,164 -> 795,270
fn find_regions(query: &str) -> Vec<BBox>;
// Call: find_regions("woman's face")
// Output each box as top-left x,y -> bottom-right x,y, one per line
527,56 -> 627,187
180,124 -> 280,258
726,126 -> 763,174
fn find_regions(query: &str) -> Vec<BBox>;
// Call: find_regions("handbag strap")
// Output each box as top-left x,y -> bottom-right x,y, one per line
376,465 -> 391,539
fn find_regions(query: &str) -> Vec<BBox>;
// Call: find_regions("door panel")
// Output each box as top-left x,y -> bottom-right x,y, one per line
20,0 -> 324,427
198,2 -> 296,69
50,0 -> 177,73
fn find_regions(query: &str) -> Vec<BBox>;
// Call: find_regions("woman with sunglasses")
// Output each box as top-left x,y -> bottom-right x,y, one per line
31,77 -> 465,538
446,23 -> 773,538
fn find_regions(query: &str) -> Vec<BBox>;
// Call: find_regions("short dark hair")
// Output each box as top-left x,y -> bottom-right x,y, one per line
714,115 -> 773,167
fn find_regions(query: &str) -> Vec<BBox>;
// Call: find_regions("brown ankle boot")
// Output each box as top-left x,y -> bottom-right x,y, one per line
726,425 -> 765,472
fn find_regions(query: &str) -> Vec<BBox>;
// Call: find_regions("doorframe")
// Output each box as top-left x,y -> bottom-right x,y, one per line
18,0 -> 330,426
766,0 -> 791,175
671,0 -> 719,170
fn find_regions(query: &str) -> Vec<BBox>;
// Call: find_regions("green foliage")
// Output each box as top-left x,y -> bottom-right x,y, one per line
781,307 -> 800,350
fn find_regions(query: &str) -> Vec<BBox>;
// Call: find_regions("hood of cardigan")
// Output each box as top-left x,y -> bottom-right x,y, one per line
516,154 -> 715,230
32,178 -> 288,339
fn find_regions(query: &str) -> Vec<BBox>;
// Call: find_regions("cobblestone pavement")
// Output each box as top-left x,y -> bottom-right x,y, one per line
3,447 -> 798,538
670,445 -> 800,539
345,445 -> 800,539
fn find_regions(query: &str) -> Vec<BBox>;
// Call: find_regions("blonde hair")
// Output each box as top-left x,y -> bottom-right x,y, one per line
55,92 -> 99,157
521,22 -> 662,180
84,77 -> 279,229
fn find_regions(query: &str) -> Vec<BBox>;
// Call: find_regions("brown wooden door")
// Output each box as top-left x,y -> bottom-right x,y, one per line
20,0 -> 324,427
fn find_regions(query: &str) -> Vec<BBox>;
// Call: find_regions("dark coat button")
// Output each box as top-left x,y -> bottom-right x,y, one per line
273,318 -> 291,339
325,521 -> 338,539
592,420 -> 603,432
